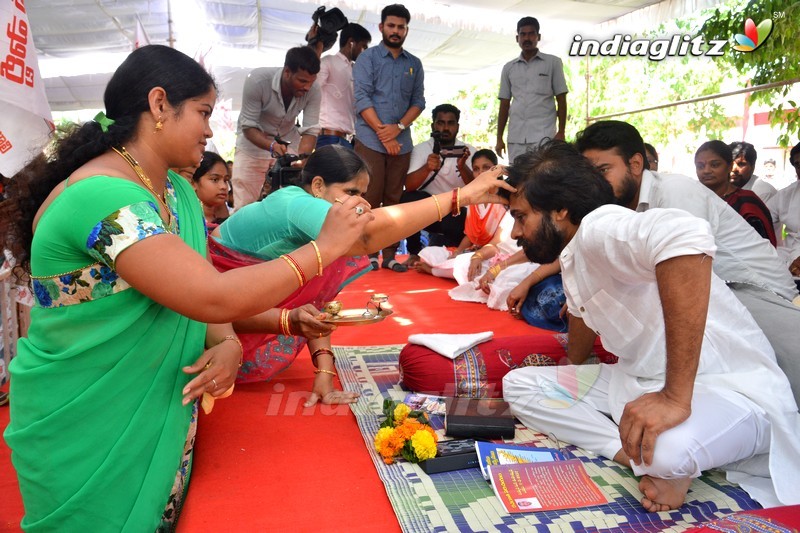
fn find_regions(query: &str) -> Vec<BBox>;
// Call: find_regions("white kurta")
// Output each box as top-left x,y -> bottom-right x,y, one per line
767,179 -> 800,267
559,205 -> 800,505
637,170 -> 797,301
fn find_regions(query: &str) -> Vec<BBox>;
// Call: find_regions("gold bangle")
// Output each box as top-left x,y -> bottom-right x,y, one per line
314,369 -> 337,377
454,187 -> 461,215
280,254 -> 305,286
431,194 -> 443,221
281,308 -> 294,336
309,240 -> 324,276
530,271 -> 543,285
221,335 -> 243,367
471,252 -> 484,261
489,264 -> 502,277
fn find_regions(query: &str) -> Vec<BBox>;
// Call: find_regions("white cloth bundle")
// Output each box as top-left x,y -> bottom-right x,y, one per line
407,331 -> 494,359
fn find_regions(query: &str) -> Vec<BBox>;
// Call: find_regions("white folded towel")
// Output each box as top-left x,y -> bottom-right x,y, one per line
407,331 -> 494,359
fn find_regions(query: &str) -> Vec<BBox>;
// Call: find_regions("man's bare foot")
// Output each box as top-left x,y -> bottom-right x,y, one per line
639,475 -> 692,512
414,262 -> 433,275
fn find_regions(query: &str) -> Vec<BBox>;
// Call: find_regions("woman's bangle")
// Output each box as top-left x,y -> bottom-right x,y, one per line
280,308 -> 294,336
488,264 -> 502,278
471,252 -> 484,261
431,194 -> 443,222
280,254 -> 306,286
220,334 -> 243,367
314,369 -> 337,377
530,271 -> 543,286
311,348 -> 335,367
451,188 -> 461,217
309,240 -> 324,276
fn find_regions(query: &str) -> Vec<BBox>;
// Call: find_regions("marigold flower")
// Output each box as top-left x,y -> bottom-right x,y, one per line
374,427 -> 395,453
393,403 -> 411,425
375,400 -> 438,465
411,430 -> 438,461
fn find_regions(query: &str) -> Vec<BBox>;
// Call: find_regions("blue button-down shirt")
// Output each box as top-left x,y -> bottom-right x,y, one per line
353,42 -> 425,155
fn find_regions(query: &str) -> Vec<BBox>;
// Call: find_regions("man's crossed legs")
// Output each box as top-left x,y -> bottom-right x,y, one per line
503,364 -> 770,511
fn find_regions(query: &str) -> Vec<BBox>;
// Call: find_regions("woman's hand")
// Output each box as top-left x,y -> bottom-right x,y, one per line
460,165 -> 516,206
315,195 -> 374,261
477,269 -> 495,294
304,372 -> 360,407
290,304 -> 336,339
467,255 -> 484,281
181,340 -> 240,405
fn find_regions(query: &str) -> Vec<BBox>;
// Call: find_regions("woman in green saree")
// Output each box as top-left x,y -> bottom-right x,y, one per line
0,45 -> 372,532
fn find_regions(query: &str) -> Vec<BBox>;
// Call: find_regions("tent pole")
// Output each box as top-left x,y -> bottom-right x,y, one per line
167,0 -> 175,48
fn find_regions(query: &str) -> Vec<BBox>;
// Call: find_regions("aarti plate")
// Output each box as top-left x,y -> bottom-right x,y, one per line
320,308 -> 393,326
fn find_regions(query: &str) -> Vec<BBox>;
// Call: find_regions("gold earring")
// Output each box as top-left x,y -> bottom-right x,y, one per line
155,116 -> 163,133
313,193 -> 321,198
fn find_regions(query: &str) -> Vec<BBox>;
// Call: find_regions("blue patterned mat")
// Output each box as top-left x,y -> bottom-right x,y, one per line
334,345 -> 762,533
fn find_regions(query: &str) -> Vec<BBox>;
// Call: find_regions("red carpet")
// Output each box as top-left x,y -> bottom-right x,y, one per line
0,265 -> 535,531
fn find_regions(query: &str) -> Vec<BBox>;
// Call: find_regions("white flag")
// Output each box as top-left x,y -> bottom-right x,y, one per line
135,17 -> 150,49
0,0 -> 53,176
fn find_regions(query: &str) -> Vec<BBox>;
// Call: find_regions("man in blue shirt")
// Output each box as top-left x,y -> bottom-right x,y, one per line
353,3 -> 425,271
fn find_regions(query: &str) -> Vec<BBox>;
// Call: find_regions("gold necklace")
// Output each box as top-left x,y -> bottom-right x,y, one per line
112,146 -> 174,230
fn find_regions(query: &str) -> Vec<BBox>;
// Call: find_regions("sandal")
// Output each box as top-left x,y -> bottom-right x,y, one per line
382,259 -> 408,272
370,257 -> 380,271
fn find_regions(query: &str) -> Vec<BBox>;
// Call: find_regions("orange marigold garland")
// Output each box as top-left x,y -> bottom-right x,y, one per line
373,398 -> 438,464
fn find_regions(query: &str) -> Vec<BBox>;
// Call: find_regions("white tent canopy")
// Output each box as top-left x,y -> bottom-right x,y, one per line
30,0 -> 720,112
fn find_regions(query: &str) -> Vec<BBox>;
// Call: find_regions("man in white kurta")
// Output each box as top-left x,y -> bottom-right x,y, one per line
501,142 -> 800,512
575,120 -> 800,407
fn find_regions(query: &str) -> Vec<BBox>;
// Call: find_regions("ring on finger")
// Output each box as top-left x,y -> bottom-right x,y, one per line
335,197 -> 345,205
211,378 -> 218,389
355,205 -> 365,215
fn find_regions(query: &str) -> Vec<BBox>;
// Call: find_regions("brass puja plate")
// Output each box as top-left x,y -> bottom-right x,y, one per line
320,308 -> 393,326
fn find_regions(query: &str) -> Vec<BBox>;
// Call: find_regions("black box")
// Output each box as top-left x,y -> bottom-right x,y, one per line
419,438 -> 480,474
444,397 -> 515,440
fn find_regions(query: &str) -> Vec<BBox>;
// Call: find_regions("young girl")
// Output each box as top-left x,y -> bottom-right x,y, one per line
191,151 -> 231,224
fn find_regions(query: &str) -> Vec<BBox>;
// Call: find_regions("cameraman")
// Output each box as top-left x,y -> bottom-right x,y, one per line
231,47 -> 321,208
400,104 -> 475,268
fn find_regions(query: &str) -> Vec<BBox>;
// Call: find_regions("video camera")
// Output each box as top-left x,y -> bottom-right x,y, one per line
262,152 -> 310,199
432,131 -> 467,159
306,6 -> 349,53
